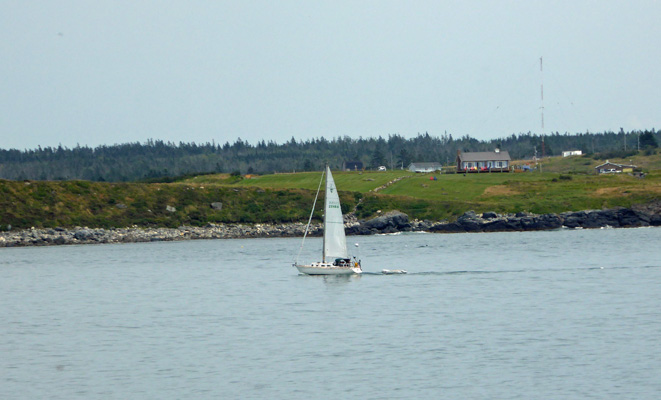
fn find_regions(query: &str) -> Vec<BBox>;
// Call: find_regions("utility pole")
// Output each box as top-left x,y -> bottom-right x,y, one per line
539,56 -> 545,174
622,127 -> 627,151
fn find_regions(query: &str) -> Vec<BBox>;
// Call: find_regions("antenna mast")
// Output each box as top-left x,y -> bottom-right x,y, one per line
540,56 -> 545,158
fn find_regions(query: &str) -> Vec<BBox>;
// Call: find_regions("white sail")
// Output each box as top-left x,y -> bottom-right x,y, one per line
323,166 -> 348,261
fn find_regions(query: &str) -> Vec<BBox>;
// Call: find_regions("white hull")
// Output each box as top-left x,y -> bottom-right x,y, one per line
295,263 -> 362,275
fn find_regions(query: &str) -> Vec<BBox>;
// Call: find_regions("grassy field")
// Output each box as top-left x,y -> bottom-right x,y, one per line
182,158 -> 661,221
185,170 -> 413,192
2,151 -> 660,229
514,148 -> 661,173
346,170 -> 660,220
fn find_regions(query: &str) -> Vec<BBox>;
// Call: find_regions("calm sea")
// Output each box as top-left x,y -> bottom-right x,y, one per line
2,227 -> 660,399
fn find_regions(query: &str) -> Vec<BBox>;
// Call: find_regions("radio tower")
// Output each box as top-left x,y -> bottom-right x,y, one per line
540,56 -> 545,159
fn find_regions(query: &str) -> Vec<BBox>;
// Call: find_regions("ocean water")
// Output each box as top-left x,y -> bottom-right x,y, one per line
1,227 -> 660,399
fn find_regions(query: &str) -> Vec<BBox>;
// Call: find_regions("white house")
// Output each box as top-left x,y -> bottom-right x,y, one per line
456,150 -> 511,172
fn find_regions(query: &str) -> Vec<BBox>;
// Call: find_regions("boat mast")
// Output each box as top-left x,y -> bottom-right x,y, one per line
540,56 -> 545,173
322,164 -> 328,263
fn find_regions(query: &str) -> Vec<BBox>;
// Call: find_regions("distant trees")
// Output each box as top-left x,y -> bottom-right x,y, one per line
398,148 -> 411,169
0,129 -> 658,182
370,147 -> 386,169
639,130 -> 659,149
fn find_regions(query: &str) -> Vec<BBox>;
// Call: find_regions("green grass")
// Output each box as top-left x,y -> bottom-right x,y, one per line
515,148 -> 661,174
374,171 -> 661,217
0,180 -> 346,229
184,170 -> 413,192
183,164 -> 661,221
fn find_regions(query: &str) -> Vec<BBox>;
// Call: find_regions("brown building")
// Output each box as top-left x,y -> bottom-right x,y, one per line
595,161 -> 636,174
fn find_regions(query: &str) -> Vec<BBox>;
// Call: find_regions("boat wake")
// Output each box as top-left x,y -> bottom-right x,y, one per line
361,264 -> 660,276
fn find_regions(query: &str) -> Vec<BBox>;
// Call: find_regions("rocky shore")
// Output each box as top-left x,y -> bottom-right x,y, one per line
1,204 -> 660,247
0,222 -> 316,247
348,206 -> 661,235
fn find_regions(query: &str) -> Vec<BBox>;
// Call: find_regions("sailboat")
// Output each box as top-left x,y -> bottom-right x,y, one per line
294,165 -> 362,275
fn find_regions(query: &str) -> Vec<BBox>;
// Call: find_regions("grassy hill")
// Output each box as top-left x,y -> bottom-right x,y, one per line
2,150 -> 660,229
0,180 -> 340,229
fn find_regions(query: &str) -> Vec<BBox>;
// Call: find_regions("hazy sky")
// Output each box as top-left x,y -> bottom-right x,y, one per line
2,1 -> 659,150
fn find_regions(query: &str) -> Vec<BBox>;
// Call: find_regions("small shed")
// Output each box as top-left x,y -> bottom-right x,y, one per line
562,150 -> 583,157
595,161 -> 636,174
408,162 -> 442,173
457,150 -> 511,172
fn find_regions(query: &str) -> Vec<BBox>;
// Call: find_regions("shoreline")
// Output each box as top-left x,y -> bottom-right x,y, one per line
1,205 -> 660,248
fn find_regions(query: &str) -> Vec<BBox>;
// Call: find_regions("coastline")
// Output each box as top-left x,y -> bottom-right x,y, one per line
1,204 -> 660,248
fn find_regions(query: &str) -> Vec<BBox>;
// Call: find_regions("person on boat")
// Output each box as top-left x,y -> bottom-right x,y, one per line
333,258 -> 353,267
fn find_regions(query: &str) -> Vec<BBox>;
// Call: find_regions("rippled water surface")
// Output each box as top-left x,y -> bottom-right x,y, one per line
2,228 -> 661,399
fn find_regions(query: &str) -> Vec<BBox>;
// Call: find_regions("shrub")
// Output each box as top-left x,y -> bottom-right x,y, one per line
592,149 -> 638,160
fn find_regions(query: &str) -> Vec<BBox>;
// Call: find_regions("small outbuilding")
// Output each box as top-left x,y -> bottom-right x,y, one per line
562,150 -> 583,157
408,162 -> 442,173
457,149 -> 511,173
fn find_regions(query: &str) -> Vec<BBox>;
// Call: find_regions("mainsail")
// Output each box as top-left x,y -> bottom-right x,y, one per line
323,166 -> 348,261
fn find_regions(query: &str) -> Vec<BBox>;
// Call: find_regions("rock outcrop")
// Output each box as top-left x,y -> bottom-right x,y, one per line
347,211 -> 412,235
416,207 -> 657,234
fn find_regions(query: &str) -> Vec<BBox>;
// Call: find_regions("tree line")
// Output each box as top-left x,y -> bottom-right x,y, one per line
0,130 -> 657,182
